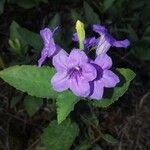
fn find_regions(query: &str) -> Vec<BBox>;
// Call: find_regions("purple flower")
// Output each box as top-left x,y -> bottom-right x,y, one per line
89,53 -> 120,99
72,33 -> 98,49
51,49 -> 97,97
93,24 -> 130,55
51,48 -> 119,100
38,27 -> 58,67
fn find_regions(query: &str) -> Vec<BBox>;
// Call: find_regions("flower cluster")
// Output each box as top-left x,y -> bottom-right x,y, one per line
38,24 -> 130,100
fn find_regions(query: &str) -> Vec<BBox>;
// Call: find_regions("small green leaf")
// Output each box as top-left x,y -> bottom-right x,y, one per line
0,65 -> 58,99
0,0 -> 5,15
84,2 -> 100,25
102,134 -> 119,144
48,13 -> 61,28
127,25 -> 138,41
9,21 -> 27,55
37,119 -> 79,150
132,40 -> 150,60
9,38 -> 21,54
56,91 -> 79,124
75,144 -> 91,150
103,0 -> 116,12
92,145 -> 103,150
18,27 -> 42,52
24,95 -> 43,116
91,68 -> 136,107
8,0 -> 46,9
76,20 -> 85,50
10,94 -> 23,108
48,13 -> 62,45
144,26 -> 150,36
71,9 -> 83,23
0,56 -> 5,68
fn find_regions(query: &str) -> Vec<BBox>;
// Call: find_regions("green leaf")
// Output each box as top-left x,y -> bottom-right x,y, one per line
0,65 -> 58,99
24,95 -> 43,116
38,119 -> 79,150
9,21 -> 27,55
10,94 -> 23,108
76,20 -> 85,50
102,134 -> 119,144
91,68 -> 136,107
84,2 -> 100,25
56,91 -> 79,124
103,0 -> 116,12
71,9 -> 83,23
75,144 -> 91,150
18,27 -> 42,52
48,13 -> 61,28
48,13 -> 62,45
9,0 -> 43,9
0,0 -> 5,15
132,40 -> 150,60
127,25 -> 138,41
0,56 -> 5,68
144,26 -> 150,36
92,145 -> 103,150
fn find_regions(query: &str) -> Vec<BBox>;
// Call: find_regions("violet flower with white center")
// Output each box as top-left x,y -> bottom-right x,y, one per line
38,27 -> 58,67
72,33 -> 98,49
89,53 -> 120,99
51,49 -> 97,97
93,24 -> 130,55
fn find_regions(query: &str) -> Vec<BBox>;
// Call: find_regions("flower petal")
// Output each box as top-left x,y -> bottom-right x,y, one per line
38,28 -> 57,66
68,49 -> 88,67
84,37 -> 98,49
89,80 -> 104,100
81,63 -> 97,81
52,50 -> 69,72
93,24 -> 130,50
102,70 -> 120,87
38,49 -> 47,67
96,35 -> 111,55
51,72 -> 69,92
93,24 -> 108,35
72,33 -> 78,41
94,53 -> 112,70
69,77 -> 90,97
106,34 -> 130,48
40,28 -> 53,45
111,39 -> 130,48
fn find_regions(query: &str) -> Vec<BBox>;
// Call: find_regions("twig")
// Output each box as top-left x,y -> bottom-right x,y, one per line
26,138 -> 40,150
139,91 -> 150,109
5,117 -> 11,150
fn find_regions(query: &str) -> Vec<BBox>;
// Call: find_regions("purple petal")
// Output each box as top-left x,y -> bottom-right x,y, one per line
72,33 -> 78,41
94,53 -> 112,70
72,33 -> 97,49
81,63 -> 97,81
68,49 -> 88,68
69,77 -> 90,97
89,80 -> 104,100
38,28 -> 56,66
38,51 -> 47,67
51,72 -> 69,92
52,50 -> 69,72
93,24 -> 108,35
40,28 -> 53,45
110,38 -> 130,48
93,24 -> 130,50
96,35 -> 111,55
101,70 -> 120,87
84,37 -> 98,49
